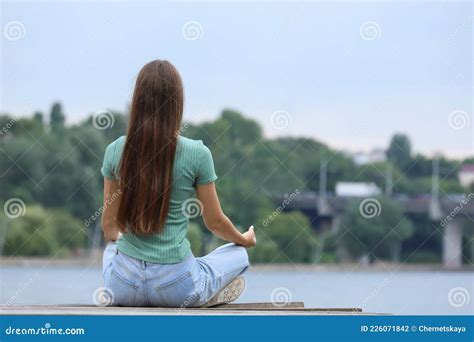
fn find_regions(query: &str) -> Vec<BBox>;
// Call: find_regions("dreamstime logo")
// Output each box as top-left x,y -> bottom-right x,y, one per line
182,21 -> 204,41
92,110 -> 114,130
443,16 -> 474,48
271,110 -> 292,130
448,287 -> 470,308
175,122 -> 191,138
359,21 -> 382,41
359,276 -> 392,308
4,198 -> 26,219
0,118 -> 17,136
448,110 -> 470,130
359,198 -> 381,219
262,189 -> 300,227
85,189 -> 122,227
270,287 -> 292,307
4,322 -> 85,335
6,276 -> 36,306
182,198 -> 203,218
93,287 -> 114,307
175,281 -> 206,313
4,21 -> 26,41
440,193 -> 473,228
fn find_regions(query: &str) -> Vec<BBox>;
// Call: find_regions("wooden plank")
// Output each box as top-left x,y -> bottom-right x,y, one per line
0,307 -> 375,316
212,303 -> 362,312
206,302 -> 305,309
0,302 -> 363,312
0,303 -> 370,316
2,303 -> 305,310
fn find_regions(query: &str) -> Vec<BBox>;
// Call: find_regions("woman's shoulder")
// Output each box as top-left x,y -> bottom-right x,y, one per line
106,135 -> 126,151
105,135 -> 125,155
102,136 -> 126,179
104,135 -> 126,161
106,136 -> 209,155
178,136 -> 210,153
178,136 -> 216,182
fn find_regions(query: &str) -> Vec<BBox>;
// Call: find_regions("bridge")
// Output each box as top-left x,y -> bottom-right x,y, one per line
273,192 -> 474,269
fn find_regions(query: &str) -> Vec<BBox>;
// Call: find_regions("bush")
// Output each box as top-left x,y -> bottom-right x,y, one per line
248,238 -> 280,263
50,209 -> 86,250
255,211 -> 318,263
318,252 -> 337,264
404,250 -> 440,263
2,205 -> 86,256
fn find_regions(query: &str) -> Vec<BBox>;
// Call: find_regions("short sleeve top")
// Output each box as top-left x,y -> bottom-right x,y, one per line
100,135 -> 217,263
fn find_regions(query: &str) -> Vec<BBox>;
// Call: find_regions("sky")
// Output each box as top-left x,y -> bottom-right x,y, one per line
1,0 -> 472,158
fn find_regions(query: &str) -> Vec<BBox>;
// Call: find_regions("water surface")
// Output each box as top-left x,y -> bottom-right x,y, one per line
1,267 -> 472,315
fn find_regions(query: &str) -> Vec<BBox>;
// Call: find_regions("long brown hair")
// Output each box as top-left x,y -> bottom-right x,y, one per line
117,60 -> 184,235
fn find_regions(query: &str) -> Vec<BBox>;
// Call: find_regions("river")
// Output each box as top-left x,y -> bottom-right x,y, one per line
1,267 -> 472,315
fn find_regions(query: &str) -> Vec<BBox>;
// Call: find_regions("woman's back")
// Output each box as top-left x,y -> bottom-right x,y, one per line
101,135 -> 217,263
100,60 -> 254,308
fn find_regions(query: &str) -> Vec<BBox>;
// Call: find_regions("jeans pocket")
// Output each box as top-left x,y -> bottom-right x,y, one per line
155,271 -> 200,308
109,269 -> 139,306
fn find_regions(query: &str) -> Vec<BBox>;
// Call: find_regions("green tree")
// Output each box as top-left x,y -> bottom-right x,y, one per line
216,177 -> 273,229
259,211 -> 318,263
0,135 -> 48,202
387,133 -> 411,170
0,105 -> 469,263
33,111 -> 44,125
337,196 -> 414,262
50,102 -> 65,132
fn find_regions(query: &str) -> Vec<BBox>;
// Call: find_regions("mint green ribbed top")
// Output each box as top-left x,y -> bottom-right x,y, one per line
100,135 -> 217,264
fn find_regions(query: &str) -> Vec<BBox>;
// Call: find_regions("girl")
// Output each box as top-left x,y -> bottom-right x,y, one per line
100,60 -> 256,307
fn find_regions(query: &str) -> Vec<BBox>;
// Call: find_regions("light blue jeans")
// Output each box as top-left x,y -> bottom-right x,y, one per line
102,242 -> 249,307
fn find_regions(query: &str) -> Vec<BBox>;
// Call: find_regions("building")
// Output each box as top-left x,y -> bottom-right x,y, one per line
458,165 -> 474,187
335,182 -> 382,197
349,149 -> 387,165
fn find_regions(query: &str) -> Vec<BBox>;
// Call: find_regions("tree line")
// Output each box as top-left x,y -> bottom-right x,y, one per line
0,103 -> 472,263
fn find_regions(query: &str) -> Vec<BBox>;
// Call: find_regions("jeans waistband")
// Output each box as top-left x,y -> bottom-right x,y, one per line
116,248 -> 195,270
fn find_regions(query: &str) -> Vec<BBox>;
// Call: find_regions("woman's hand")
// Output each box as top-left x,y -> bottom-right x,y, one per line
241,226 -> 256,248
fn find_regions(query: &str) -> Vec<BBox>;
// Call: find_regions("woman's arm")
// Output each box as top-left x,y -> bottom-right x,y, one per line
101,178 -> 122,241
196,182 -> 256,247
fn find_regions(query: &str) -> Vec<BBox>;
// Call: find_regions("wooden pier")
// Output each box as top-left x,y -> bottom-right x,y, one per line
1,303 -> 381,315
